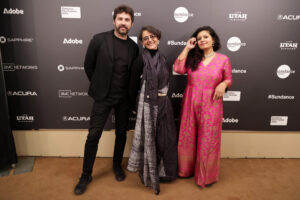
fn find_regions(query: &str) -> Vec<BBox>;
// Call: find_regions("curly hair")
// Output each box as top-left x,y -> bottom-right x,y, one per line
113,5 -> 134,22
185,26 -> 221,71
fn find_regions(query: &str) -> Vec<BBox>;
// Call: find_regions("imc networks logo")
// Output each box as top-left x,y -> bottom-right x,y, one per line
58,90 -> 88,98
174,7 -> 194,23
270,116 -> 288,126
57,64 -> 83,72
277,14 -> 300,21
0,36 -> 34,44
16,114 -> 34,123
3,63 -> 38,71
228,11 -> 247,22
3,8 -> 24,15
63,38 -> 83,45
227,37 -> 246,52
276,65 -> 295,79
280,41 -> 298,50
61,6 -> 81,18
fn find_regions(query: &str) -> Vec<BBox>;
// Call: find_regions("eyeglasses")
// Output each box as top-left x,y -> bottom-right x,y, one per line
142,35 -> 156,42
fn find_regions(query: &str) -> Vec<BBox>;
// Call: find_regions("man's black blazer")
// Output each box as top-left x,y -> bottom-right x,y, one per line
84,30 -> 139,101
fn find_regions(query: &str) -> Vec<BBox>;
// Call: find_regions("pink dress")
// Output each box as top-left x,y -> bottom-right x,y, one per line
173,53 -> 232,187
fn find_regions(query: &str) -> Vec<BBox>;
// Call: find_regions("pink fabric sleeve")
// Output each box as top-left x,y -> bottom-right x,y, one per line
173,58 -> 187,74
223,57 -> 233,87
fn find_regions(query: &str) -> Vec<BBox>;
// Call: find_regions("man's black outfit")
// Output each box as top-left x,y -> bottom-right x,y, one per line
75,30 -> 138,195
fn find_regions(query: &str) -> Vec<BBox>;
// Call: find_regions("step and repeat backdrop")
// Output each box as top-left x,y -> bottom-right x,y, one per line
0,0 -> 299,131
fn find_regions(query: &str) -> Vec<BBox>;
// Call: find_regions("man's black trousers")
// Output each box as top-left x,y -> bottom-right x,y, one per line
82,98 -> 130,176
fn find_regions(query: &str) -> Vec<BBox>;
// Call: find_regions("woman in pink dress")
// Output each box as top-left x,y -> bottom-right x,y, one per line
173,26 -> 232,187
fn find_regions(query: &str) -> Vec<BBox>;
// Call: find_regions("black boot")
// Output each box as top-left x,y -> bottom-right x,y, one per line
113,166 -> 125,181
74,174 -> 93,195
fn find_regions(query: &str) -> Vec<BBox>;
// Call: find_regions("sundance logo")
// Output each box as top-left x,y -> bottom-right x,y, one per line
268,94 -> 295,100
7,91 -> 38,96
57,64 -> 83,72
63,38 -> 83,44
280,41 -> 298,50
16,114 -> 34,123
174,7 -> 194,23
63,116 -> 90,122
276,65 -> 295,79
227,37 -> 246,52
3,63 -> 38,71
232,68 -> 247,74
0,36 -> 34,44
223,118 -> 239,123
3,8 -> 24,15
167,40 -> 187,46
223,91 -> 241,101
228,11 -> 247,21
171,93 -> 183,98
277,14 -> 300,21
58,90 -> 88,98
270,116 -> 288,126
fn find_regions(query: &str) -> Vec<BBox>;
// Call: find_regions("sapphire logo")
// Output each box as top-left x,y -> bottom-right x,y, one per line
3,8 -> 24,15
227,37 -> 246,52
276,65 -> 295,79
174,7 -> 194,23
0,36 -> 33,43
0,36 -> 6,43
57,64 -> 83,72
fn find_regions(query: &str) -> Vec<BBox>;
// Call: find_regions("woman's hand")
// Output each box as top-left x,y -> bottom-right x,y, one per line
213,82 -> 227,100
185,37 -> 197,50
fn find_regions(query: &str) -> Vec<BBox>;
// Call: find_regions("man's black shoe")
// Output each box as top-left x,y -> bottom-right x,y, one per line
74,175 -> 92,195
113,166 -> 125,181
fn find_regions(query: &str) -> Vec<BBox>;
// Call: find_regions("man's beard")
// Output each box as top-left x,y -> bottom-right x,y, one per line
116,25 -> 129,36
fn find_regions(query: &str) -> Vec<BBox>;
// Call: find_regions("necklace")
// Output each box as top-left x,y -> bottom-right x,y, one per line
204,52 -> 215,58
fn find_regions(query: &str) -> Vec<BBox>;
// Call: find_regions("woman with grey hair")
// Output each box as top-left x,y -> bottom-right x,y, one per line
127,25 -> 178,195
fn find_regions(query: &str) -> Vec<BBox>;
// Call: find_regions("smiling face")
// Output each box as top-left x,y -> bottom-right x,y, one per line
141,30 -> 159,50
113,12 -> 133,36
196,30 -> 214,51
